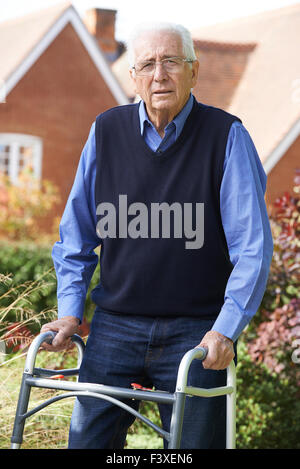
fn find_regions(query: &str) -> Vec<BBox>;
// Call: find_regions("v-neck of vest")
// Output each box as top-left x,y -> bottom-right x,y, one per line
133,98 -> 201,163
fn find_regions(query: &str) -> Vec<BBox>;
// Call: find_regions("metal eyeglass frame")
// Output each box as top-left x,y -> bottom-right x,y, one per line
11,331 -> 236,449
132,57 -> 194,75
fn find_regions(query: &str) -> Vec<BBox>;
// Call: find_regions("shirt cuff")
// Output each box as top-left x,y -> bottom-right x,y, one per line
211,304 -> 252,343
57,294 -> 86,324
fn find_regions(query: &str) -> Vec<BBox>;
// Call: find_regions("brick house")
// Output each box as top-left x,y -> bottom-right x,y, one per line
0,2 -> 128,223
113,4 -> 300,210
192,3 -> 300,209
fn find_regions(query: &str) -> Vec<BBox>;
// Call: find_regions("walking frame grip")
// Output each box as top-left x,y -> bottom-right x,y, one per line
11,332 -> 236,449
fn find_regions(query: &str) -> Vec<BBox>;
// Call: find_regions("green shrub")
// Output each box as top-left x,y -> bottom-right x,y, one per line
235,174 -> 300,449
0,242 -> 99,326
0,243 -> 56,313
236,339 -> 300,449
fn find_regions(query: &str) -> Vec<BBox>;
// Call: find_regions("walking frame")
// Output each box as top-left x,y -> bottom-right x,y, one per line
11,331 -> 236,449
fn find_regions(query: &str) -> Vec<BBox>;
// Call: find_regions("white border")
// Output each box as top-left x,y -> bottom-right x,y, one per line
263,117 -> 300,174
3,6 -> 128,105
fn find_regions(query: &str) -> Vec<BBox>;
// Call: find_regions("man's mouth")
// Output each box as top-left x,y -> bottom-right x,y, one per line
153,91 -> 173,95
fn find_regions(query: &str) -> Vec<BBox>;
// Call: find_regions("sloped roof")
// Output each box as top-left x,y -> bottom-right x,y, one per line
0,2 -> 70,84
193,3 -> 300,164
192,39 -> 256,113
0,1 -> 128,104
112,51 -> 136,100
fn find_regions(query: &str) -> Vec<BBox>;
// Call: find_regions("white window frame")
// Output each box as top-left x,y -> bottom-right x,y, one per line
0,133 -> 43,184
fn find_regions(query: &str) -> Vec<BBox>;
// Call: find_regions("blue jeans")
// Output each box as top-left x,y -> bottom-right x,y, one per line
68,310 -> 230,449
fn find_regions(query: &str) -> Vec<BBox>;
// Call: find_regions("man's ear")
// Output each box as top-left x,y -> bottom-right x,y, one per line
129,68 -> 138,94
191,60 -> 199,88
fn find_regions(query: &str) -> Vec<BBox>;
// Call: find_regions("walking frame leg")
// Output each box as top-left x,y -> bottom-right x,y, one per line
168,392 -> 186,449
226,361 -> 236,449
11,373 -> 32,449
167,347 -> 236,449
10,331 -> 84,449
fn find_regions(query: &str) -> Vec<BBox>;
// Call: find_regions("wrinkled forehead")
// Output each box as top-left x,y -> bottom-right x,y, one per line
133,30 -> 184,62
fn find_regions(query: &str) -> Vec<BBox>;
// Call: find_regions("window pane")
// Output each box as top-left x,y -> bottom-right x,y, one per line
19,146 -> 34,173
0,144 -> 10,175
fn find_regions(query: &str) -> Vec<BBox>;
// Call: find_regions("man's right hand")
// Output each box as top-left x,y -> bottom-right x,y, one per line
40,316 -> 80,352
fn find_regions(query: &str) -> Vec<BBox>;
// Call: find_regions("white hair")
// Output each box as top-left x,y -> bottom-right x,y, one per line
126,22 -> 197,68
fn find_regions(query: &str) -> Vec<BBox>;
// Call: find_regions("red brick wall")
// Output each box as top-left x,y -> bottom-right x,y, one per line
0,23 -> 118,224
266,135 -> 300,210
193,42 -> 255,110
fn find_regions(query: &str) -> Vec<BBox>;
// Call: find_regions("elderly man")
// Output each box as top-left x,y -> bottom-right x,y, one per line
41,23 -> 273,449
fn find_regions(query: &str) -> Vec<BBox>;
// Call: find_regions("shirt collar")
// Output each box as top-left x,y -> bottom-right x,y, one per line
139,93 -> 194,139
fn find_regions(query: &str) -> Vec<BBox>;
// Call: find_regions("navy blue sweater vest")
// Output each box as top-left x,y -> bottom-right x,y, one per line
92,98 -> 241,319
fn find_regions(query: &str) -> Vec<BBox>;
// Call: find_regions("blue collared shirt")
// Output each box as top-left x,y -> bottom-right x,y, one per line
52,96 -> 273,342
139,94 -> 194,152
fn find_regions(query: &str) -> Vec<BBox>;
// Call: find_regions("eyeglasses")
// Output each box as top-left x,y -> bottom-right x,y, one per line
132,57 -> 194,76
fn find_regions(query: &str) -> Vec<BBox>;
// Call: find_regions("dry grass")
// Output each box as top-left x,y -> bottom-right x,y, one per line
0,352 -> 75,449
0,273 -> 74,449
0,352 -> 163,449
0,273 -> 162,449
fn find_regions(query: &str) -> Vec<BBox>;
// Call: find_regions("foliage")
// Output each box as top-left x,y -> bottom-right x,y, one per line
246,171 -> 300,383
260,170 -> 300,315
126,401 -> 163,449
0,244 -> 57,326
0,351 -> 75,449
247,299 -> 300,381
0,168 -> 60,241
1,348 -> 161,449
0,243 -> 99,326
236,170 -> 300,448
0,275 -> 83,450
0,271 -> 57,354
236,340 -> 300,449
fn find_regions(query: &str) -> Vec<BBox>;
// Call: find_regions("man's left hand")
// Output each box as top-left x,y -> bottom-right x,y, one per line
198,330 -> 235,370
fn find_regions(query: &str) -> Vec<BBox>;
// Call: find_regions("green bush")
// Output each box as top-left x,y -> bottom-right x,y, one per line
0,242 -> 99,326
234,172 -> 300,448
0,243 -> 56,315
236,339 -> 300,449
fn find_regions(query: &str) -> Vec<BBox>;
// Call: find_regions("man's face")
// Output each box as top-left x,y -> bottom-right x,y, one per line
130,30 -> 199,119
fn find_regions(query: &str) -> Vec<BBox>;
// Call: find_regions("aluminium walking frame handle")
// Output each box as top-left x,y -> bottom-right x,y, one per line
11,331 -> 236,449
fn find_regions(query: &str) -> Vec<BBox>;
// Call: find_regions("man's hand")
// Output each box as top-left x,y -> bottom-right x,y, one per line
40,316 -> 80,352
198,330 -> 234,370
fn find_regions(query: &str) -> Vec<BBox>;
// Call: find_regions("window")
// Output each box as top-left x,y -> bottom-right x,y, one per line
0,134 -> 43,184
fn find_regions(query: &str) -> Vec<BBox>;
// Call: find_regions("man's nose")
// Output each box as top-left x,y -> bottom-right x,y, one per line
153,62 -> 168,81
